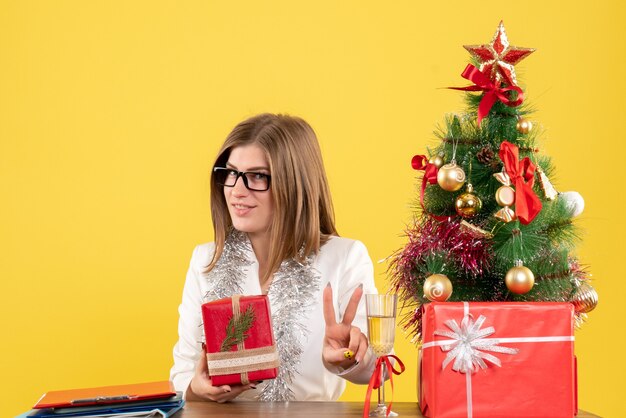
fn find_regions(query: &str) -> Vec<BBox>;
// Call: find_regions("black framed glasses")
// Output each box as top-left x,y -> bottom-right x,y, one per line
213,167 -> 271,191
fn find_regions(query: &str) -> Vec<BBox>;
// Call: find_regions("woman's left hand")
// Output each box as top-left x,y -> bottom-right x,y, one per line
322,283 -> 368,369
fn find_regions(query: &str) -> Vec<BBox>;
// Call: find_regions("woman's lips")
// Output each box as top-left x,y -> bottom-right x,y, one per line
231,203 -> 255,216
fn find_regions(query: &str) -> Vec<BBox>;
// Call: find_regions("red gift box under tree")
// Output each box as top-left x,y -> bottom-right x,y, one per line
202,295 -> 279,386
419,302 -> 577,418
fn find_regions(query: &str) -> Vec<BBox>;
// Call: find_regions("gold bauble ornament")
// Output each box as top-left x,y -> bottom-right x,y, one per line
437,162 -> 466,192
455,184 -> 482,218
423,274 -> 453,302
505,260 -> 535,294
429,153 -> 444,168
516,118 -> 533,134
572,282 -> 598,313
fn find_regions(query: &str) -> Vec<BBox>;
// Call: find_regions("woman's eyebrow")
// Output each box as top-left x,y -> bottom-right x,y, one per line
225,162 -> 270,172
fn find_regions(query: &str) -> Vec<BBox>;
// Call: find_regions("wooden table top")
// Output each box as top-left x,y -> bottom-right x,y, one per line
178,401 -> 600,417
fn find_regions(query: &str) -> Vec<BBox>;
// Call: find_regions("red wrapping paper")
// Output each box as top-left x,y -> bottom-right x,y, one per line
419,302 -> 577,418
202,295 -> 279,386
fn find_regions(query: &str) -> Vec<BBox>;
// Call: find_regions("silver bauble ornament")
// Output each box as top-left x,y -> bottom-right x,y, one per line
560,191 -> 585,217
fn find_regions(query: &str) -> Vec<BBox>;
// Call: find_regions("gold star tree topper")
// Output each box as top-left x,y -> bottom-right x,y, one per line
464,21 -> 535,86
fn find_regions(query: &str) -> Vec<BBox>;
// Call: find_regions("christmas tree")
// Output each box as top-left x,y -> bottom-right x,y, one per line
390,21 -> 598,342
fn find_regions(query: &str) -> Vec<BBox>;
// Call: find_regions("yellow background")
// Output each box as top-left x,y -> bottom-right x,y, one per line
1,1 -> 624,416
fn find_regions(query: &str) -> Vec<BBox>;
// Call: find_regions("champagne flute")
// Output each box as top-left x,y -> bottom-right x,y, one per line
366,293 -> 398,417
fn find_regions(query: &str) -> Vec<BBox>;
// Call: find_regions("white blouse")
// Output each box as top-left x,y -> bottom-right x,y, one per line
169,235 -> 378,401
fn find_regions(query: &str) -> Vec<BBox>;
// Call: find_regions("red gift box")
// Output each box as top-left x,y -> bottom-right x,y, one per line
202,295 -> 279,386
419,302 -> 577,418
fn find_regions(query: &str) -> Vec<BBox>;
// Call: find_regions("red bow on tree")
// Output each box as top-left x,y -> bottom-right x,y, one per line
411,155 -> 438,204
411,155 -> 449,222
449,64 -> 525,127
499,141 -> 542,224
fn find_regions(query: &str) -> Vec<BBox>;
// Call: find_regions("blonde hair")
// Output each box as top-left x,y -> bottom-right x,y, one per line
207,113 -> 338,283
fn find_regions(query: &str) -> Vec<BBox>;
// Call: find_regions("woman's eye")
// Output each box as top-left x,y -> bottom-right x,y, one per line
226,169 -> 238,177
253,173 -> 266,180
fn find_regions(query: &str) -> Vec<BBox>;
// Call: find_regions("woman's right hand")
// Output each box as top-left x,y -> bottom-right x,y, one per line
186,347 -> 257,402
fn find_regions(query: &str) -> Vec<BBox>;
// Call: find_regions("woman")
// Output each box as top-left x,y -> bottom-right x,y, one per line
170,113 -> 378,402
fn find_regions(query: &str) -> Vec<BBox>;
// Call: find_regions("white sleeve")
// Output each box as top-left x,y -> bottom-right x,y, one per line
169,245 -> 206,395
324,239 -> 379,384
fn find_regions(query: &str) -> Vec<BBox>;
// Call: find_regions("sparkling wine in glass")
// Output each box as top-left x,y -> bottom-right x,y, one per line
366,293 -> 398,417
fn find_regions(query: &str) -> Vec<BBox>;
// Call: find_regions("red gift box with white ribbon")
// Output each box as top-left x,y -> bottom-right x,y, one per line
419,302 -> 577,418
202,295 -> 279,386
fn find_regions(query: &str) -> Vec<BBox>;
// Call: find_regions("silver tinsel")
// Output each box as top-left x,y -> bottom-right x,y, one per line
257,255 -> 320,401
203,230 -> 251,302
202,230 -> 320,402
200,230 -> 252,343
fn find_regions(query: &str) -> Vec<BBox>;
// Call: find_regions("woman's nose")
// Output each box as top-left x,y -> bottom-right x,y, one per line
231,175 -> 249,195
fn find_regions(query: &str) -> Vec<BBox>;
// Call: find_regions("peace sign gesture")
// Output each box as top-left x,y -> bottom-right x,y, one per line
322,283 -> 369,368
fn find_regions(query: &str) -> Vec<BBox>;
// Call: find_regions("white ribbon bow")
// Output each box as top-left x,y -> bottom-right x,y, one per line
434,314 -> 519,373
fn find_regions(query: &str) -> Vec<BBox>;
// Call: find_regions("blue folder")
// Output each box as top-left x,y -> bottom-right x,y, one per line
17,392 -> 184,418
